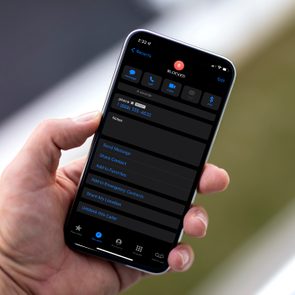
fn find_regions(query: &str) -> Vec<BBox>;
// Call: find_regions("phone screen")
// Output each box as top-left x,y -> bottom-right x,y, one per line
65,30 -> 236,273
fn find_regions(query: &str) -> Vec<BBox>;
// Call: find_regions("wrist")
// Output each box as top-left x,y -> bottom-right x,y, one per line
0,264 -> 28,295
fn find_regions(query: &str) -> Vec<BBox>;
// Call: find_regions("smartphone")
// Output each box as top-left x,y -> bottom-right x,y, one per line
64,29 -> 236,274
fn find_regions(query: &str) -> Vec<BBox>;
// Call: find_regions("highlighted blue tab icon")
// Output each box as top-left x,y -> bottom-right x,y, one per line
95,232 -> 102,239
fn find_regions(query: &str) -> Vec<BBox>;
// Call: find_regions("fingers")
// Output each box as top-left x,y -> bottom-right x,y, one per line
198,163 -> 230,194
168,206 -> 207,272
183,206 -> 208,237
59,156 -> 87,186
168,164 -> 228,273
22,112 -> 100,175
168,244 -> 194,272
168,206 -> 208,272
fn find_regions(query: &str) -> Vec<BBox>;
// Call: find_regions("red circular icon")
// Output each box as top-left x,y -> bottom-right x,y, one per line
174,60 -> 184,71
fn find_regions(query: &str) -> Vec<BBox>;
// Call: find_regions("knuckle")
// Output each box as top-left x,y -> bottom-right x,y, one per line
37,119 -> 58,133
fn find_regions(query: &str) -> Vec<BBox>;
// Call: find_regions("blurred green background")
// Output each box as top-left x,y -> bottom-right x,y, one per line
124,18 -> 295,295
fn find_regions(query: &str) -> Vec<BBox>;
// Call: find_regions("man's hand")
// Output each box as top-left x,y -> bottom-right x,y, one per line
0,112 -> 229,295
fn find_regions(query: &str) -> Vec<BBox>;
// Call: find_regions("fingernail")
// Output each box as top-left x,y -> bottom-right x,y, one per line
73,111 -> 98,122
195,210 -> 208,234
179,250 -> 189,268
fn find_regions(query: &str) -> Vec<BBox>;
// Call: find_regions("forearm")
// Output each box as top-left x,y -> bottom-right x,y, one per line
0,265 -> 27,295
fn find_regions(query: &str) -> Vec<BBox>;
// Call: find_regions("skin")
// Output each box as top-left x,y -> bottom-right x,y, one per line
0,112 -> 229,295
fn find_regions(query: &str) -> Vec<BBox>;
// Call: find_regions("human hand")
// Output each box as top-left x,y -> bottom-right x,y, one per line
0,112 -> 229,295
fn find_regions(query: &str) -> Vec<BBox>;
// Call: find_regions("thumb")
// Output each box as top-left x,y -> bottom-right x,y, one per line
9,112 -> 100,183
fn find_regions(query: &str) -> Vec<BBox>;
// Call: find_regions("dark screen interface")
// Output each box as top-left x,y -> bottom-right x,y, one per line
65,30 -> 235,273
